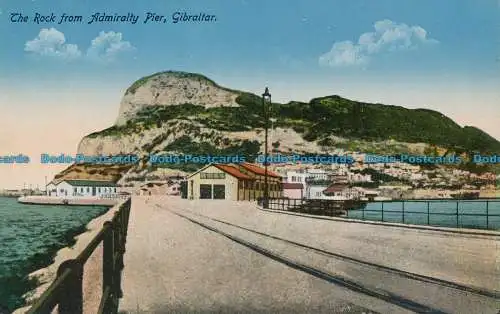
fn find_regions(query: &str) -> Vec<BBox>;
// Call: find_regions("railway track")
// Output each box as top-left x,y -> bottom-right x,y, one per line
175,207 -> 500,299
162,206 -> 500,313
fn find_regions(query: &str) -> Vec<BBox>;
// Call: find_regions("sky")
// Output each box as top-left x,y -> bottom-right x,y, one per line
0,0 -> 499,189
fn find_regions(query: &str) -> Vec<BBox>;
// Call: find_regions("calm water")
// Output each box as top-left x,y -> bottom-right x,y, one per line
0,197 -> 109,312
347,199 -> 500,230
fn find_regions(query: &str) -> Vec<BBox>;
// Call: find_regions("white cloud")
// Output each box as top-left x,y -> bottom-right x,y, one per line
24,29 -> 135,63
319,41 -> 368,67
86,31 -> 135,63
319,19 -> 438,67
24,28 -> 82,60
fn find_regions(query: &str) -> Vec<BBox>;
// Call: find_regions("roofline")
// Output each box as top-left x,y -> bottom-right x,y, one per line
187,163 -> 256,180
213,164 -> 254,180
58,179 -> 118,185
239,162 -> 281,178
186,164 -> 214,178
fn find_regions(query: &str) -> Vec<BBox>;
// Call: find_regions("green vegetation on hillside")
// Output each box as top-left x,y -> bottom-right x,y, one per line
163,135 -> 260,159
232,93 -> 500,153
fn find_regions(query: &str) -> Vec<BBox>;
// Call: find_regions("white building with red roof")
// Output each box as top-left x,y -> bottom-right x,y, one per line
186,163 -> 283,201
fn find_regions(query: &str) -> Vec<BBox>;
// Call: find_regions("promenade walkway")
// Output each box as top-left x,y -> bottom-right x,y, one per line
119,196 -> 500,314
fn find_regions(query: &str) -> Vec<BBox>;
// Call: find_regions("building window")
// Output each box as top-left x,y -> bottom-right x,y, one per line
200,173 -> 226,179
98,188 -> 101,193
200,184 -> 212,199
213,185 -> 225,199
87,187 -> 90,193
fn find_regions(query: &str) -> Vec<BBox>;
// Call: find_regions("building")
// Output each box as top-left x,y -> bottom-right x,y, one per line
283,183 -> 303,199
323,184 -> 365,200
285,169 -> 330,197
328,174 -> 349,184
47,179 -> 118,198
46,182 -> 58,196
186,163 -> 282,201
306,182 -> 330,199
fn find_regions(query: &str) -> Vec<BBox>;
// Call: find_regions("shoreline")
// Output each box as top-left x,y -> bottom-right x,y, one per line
12,199 -> 127,314
17,196 -> 122,206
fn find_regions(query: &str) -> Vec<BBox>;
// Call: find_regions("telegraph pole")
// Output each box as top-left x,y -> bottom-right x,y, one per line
262,87 -> 271,209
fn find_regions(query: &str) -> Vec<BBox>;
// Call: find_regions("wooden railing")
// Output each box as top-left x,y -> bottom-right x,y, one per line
26,198 -> 131,314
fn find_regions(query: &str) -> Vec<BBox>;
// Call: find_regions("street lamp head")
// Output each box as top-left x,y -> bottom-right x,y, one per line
262,87 -> 271,98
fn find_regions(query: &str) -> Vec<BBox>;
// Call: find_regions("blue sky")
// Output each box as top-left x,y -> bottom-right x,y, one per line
1,0 -> 499,83
0,0 -> 499,188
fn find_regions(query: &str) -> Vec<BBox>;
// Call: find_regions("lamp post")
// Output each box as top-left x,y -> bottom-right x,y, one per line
262,87 -> 271,209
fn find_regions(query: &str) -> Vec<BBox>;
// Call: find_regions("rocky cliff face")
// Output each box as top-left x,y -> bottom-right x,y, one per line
115,71 -> 241,125
66,70 -> 500,183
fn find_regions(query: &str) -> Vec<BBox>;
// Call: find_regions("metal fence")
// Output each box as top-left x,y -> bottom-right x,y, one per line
261,198 -> 500,230
261,197 -> 357,216
346,199 -> 500,230
26,198 -> 132,314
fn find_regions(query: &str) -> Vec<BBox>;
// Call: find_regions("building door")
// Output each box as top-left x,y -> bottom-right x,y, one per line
200,184 -> 212,199
92,187 -> 96,196
213,185 -> 225,199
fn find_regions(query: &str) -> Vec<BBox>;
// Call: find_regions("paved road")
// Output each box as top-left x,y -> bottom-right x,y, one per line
119,197 -> 500,314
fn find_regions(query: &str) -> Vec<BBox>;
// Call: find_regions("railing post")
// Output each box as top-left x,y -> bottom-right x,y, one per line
456,201 -> 459,228
402,201 -> 405,223
427,201 -> 430,225
57,259 -> 83,314
102,221 -> 116,313
486,200 -> 489,229
113,218 -> 124,301
381,202 -> 384,222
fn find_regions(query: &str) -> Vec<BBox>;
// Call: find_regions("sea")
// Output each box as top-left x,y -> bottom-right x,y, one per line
0,196 -> 110,312
347,199 -> 500,230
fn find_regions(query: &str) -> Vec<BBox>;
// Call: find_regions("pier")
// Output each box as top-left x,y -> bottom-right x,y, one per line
17,195 -> 129,206
24,196 -> 500,313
